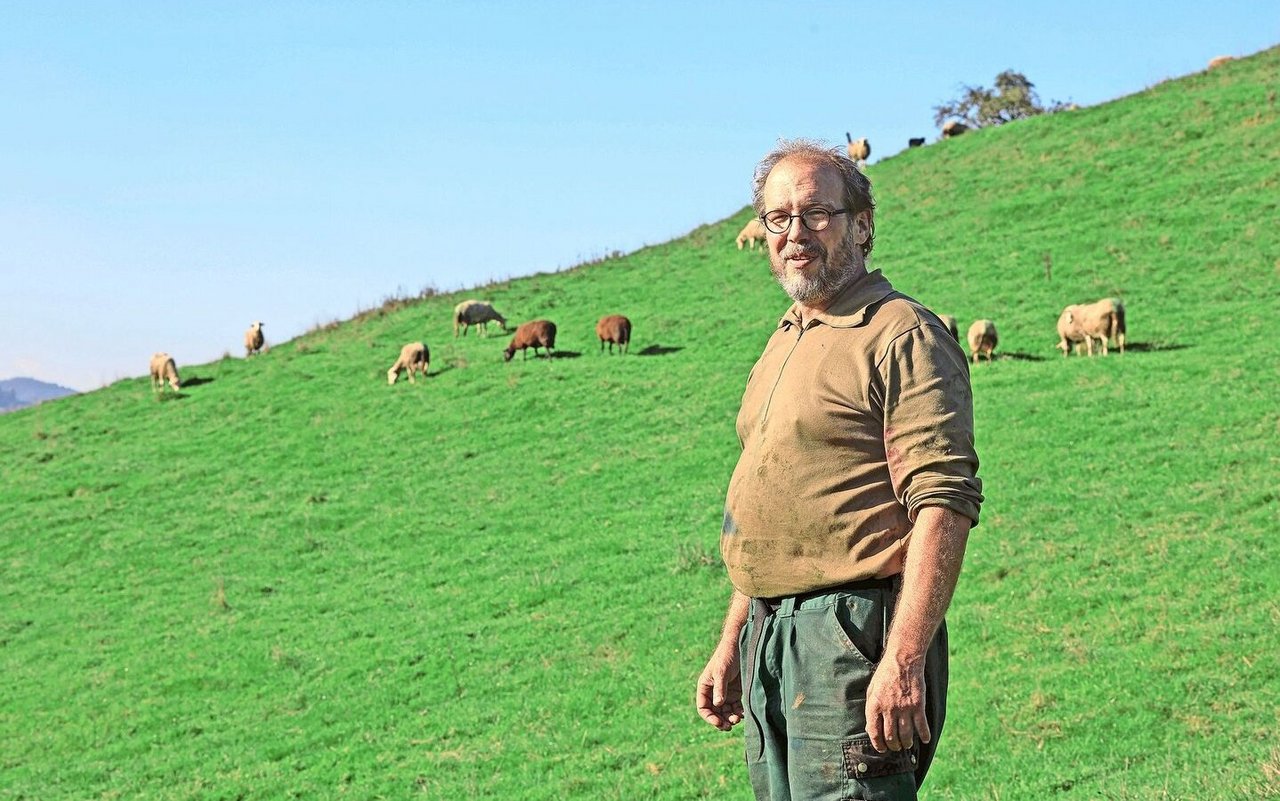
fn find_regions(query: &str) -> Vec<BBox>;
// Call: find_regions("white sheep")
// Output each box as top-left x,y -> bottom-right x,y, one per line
1100,297 -> 1126,353
967,320 -> 998,364
453,300 -> 508,338
736,219 -> 766,250
1056,300 -> 1121,356
244,321 -> 265,356
387,342 -> 429,384
149,352 -> 181,392
936,314 -> 960,342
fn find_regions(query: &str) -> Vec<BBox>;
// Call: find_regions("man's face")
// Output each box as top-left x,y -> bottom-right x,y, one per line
761,157 -> 869,308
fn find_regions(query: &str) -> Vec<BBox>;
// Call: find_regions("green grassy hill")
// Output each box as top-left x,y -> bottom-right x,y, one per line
3,47 -> 1278,800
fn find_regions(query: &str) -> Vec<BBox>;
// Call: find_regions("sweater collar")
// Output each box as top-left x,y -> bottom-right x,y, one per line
778,269 -> 897,330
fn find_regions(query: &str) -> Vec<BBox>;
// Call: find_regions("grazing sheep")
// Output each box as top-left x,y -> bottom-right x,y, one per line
908,137 -> 926,148
453,300 -> 508,338
736,218 -> 767,250
149,352 -> 181,392
966,320 -> 998,364
244,321 -> 265,356
504,320 -> 557,362
387,342 -> 429,384
845,133 -> 870,167
1055,300 -> 1118,356
941,120 -> 969,139
1207,55 -> 1234,69
936,314 -> 960,342
1100,297 -> 1126,353
596,315 -> 632,355
1055,306 -> 1091,356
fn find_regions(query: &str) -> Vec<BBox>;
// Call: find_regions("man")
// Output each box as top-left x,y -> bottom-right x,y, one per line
696,140 -> 983,801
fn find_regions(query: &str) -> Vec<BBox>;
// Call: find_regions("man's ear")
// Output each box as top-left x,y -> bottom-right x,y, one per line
853,211 -> 872,246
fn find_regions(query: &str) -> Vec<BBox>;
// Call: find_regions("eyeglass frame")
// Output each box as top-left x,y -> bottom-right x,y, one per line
759,207 -> 850,235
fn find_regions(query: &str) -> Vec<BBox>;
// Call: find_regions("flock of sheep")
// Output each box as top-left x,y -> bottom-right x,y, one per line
384,302 -> 633,384
900,294 -> 1127,365
731,221 -> 1129,363
147,305 -> 635,393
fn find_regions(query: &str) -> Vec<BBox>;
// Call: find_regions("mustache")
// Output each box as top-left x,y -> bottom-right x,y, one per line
781,243 -> 827,260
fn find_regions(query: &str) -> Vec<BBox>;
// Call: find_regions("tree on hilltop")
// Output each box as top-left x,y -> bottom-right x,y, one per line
933,70 -> 1068,130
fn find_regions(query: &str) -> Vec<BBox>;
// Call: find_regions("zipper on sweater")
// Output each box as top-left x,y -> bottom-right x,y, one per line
758,321 -> 809,427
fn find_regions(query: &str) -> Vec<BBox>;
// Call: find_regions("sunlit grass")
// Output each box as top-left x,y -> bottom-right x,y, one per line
2,46 -> 1278,800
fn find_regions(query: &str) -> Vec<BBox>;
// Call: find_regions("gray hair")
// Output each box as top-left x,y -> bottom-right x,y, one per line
751,138 -> 876,257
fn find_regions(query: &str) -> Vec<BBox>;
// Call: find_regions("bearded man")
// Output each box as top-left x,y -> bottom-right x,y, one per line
695,140 -> 984,801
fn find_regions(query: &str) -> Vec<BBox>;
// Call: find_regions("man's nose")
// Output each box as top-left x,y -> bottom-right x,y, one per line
786,217 -> 809,244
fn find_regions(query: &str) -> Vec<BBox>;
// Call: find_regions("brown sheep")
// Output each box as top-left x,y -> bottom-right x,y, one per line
149,352 -> 181,392
1207,55 -> 1234,70
845,133 -> 870,165
966,320 -> 997,364
244,321 -> 265,356
504,320 -> 557,362
453,300 -> 508,338
936,314 -> 960,342
941,120 -> 969,139
387,342 -> 429,384
596,315 -> 632,355
908,137 -> 926,148
736,218 -> 767,251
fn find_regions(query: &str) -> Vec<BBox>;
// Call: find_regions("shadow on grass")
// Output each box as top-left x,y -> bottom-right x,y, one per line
989,352 -> 1046,362
181,376 -> 215,388
428,364 -> 456,377
1123,341 -> 1187,353
549,351 -> 582,360
636,344 -> 684,357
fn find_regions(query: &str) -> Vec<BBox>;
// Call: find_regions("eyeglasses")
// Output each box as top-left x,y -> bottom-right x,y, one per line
760,207 -> 848,235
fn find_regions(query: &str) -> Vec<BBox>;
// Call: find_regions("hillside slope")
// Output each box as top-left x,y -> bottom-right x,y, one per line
2,47 -> 1277,800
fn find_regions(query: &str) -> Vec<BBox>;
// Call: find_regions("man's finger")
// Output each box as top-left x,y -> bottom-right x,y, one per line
915,707 -> 932,744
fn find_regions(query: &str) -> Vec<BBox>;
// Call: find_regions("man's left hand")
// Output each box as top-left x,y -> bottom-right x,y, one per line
865,656 -> 930,753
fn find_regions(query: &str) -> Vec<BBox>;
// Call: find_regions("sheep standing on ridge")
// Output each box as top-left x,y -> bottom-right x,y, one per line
736,219 -> 766,251
453,300 -> 508,338
244,321 -> 265,356
966,320 -> 998,364
936,314 -> 960,342
596,315 -> 632,355
845,133 -> 870,168
1207,55 -> 1235,69
387,342 -> 429,384
908,137 -> 926,148
504,320 -> 557,362
149,352 -> 181,392
941,120 -> 969,139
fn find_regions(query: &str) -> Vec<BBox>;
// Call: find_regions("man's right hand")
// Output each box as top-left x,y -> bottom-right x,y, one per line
696,642 -> 744,731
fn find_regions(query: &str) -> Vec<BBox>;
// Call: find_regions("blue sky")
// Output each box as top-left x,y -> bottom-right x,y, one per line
2,1 -> 1276,390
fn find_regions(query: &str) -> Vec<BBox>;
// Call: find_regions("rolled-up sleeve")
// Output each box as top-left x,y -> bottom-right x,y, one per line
876,323 -> 984,525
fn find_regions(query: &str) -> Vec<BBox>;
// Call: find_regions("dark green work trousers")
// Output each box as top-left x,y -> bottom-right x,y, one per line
738,580 -> 949,801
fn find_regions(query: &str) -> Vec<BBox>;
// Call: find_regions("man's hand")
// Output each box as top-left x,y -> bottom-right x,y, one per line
865,655 -> 930,753
696,641 -> 744,731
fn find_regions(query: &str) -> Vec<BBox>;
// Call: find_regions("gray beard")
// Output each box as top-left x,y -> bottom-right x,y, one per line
770,227 -> 862,306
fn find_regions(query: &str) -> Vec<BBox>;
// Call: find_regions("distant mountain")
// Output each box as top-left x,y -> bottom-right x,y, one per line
0,377 -> 78,413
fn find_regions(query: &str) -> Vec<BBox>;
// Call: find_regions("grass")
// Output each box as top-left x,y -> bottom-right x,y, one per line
2,46 -> 1279,800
